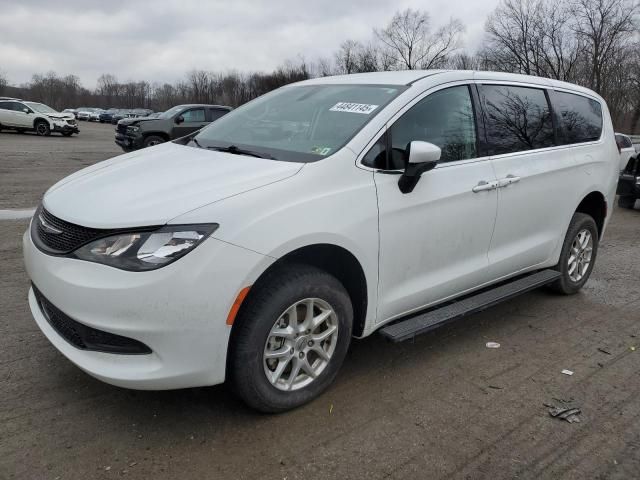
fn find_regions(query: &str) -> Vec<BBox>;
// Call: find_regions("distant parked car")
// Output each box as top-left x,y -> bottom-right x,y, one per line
115,104 -> 231,151
99,109 -> 119,123
62,108 -> 78,119
0,99 -> 79,136
89,109 -> 104,122
130,108 -> 154,118
111,109 -> 132,124
615,133 -> 636,172
76,108 -> 93,121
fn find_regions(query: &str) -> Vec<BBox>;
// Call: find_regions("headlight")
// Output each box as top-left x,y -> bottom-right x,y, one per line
127,126 -> 140,133
73,224 -> 218,271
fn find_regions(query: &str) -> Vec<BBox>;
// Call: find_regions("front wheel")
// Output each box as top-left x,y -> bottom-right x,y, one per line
229,264 -> 353,413
35,121 -> 51,136
143,135 -> 165,148
549,212 -> 598,295
618,196 -> 636,209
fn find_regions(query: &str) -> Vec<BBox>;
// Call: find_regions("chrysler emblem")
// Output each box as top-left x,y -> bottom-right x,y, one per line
38,213 -> 63,235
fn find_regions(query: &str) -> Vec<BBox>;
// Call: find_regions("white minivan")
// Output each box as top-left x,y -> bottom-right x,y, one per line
24,70 -> 619,412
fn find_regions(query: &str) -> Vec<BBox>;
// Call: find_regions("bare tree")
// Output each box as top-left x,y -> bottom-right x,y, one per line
484,0 -> 581,80
375,9 -> 465,69
570,0 -> 639,94
0,71 -> 7,95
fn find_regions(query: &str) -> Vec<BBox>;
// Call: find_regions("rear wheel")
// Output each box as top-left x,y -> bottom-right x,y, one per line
35,120 -> 50,136
549,213 -> 598,295
143,135 -> 165,148
229,264 -> 353,413
618,196 -> 636,209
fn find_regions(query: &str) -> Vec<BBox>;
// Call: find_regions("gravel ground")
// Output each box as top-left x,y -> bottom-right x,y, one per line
1,123 -> 639,479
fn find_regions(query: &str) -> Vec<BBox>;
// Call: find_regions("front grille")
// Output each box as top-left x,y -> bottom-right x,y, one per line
33,286 -> 151,354
32,206 -> 123,254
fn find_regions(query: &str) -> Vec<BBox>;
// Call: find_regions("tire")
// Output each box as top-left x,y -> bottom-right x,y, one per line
618,196 -> 636,209
549,212 -> 598,295
229,264 -> 353,413
35,120 -> 50,136
143,135 -> 165,148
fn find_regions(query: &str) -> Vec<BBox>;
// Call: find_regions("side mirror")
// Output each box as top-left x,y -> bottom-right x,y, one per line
398,141 -> 440,194
175,115 -> 184,124
23,108 -> 31,114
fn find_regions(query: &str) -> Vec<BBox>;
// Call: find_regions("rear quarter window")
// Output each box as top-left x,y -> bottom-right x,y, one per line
552,91 -> 602,144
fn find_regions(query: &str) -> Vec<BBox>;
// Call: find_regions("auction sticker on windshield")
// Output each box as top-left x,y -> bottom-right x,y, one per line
329,102 -> 379,114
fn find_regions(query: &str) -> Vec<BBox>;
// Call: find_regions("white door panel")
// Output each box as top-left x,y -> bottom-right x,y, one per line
375,160 -> 498,321
0,107 -> 11,126
15,110 -> 33,128
487,148 -> 577,277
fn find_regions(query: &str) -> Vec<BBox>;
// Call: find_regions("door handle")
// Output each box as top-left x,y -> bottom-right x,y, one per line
498,174 -> 521,187
472,180 -> 498,193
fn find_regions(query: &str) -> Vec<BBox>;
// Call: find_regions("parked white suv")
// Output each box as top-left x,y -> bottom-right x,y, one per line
24,71 -> 618,412
0,99 -> 79,136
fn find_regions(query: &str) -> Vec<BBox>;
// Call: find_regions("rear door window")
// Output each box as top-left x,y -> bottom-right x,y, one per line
0,102 -> 11,110
208,108 -> 228,122
552,91 -> 602,144
481,84 -> 555,155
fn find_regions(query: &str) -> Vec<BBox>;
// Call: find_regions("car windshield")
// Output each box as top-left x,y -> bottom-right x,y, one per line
159,106 -> 184,119
192,84 -> 405,162
26,102 -> 57,114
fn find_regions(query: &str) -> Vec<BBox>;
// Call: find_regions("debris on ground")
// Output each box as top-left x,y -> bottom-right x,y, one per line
488,385 -> 503,390
630,346 -> 636,352
561,369 -> 574,376
597,347 -> 612,355
548,406 -> 582,423
486,342 -> 501,348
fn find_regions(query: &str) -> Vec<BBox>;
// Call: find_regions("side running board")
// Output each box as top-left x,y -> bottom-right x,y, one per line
379,269 -> 561,343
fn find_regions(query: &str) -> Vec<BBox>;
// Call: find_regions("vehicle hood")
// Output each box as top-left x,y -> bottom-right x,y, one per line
118,117 -> 159,127
43,142 -> 304,229
47,113 -> 73,120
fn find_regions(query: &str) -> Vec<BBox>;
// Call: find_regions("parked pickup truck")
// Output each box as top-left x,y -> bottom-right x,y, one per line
115,104 -> 231,151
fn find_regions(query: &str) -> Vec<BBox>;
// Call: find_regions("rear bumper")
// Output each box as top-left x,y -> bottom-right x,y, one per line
617,174 -> 640,197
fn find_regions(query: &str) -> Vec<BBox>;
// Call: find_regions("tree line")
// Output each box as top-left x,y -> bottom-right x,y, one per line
1,0 -> 638,132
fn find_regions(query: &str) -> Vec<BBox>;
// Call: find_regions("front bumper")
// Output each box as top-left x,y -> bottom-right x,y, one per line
616,174 -> 640,197
23,226 -> 273,390
115,132 -> 143,150
53,123 -> 79,134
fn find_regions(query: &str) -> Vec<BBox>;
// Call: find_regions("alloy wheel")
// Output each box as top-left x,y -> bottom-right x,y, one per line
567,228 -> 593,282
263,298 -> 339,391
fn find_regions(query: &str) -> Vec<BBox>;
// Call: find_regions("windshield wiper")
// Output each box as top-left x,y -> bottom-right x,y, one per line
190,137 -> 204,148
207,144 -> 276,160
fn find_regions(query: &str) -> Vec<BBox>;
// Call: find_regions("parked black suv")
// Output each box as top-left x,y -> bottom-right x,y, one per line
617,154 -> 639,209
115,104 -> 231,151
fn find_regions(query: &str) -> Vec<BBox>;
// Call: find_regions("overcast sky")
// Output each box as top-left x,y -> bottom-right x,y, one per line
0,0 -> 498,88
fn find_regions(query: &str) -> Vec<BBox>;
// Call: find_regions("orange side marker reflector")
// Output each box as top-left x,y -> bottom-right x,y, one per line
226,286 -> 251,326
